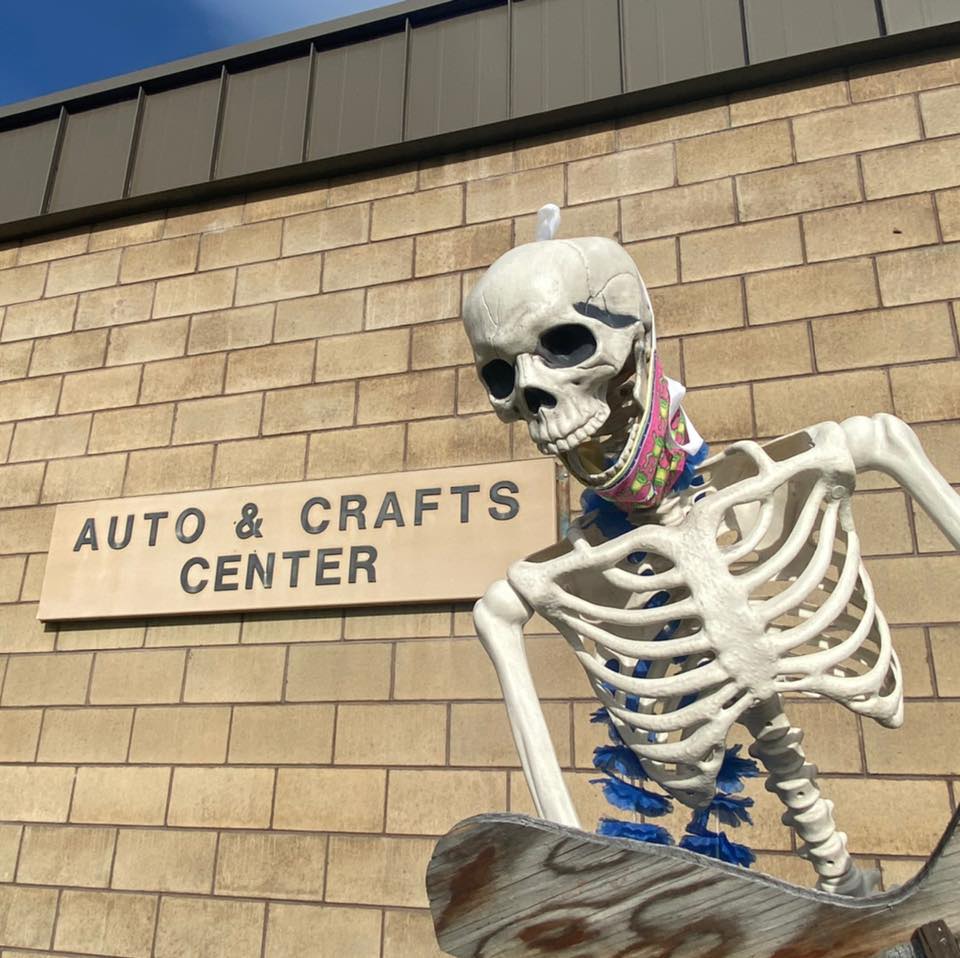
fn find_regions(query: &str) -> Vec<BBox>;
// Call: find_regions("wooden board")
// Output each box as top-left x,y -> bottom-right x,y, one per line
427,809 -> 960,957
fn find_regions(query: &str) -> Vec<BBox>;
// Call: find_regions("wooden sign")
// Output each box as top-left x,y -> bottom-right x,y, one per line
38,460 -> 557,621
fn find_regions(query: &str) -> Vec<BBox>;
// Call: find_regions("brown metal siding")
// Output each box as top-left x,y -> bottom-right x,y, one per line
0,119 -> 58,221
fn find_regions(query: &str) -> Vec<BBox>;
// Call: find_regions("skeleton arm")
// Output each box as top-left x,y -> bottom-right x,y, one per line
474,579 -> 580,828
841,413 -> 960,549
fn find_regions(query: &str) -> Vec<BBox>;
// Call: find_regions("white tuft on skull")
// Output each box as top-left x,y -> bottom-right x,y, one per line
462,237 -> 653,456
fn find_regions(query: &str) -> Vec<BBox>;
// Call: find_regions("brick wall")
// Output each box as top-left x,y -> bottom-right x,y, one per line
0,42 -> 959,957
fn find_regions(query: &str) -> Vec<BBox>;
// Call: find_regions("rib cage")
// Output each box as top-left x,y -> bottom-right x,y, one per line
507,423 -> 904,809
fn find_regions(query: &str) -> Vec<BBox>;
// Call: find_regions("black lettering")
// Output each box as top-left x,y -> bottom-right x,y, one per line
180,557 -> 209,594
175,507 -> 205,544
339,494 -> 367,532
300,497 -> 330,535
245,552 -> 275,590
144,511 -> 168,546
488,480 -> 520,521
107,514 -> 134,550
315,548 -> 343,586
414,487 -> 442,526
450,484 -> 480,523
214,554 -> 241,591
283,550 -> 310,588
73,518 -> 99,552
374,491 -> 405,528
348,545 -> 378,584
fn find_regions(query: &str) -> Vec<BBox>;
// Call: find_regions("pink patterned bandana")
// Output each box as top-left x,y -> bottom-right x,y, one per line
597,352 -> 694,510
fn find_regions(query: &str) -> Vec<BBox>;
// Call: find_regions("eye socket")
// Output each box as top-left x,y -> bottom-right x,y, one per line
538,323 -> 597,367
481,358 -> 516,399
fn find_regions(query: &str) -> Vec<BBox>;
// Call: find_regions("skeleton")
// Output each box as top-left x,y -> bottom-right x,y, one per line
463,210 -> 960,898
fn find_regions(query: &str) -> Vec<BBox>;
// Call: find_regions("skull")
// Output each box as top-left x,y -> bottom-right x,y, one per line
463,237 -> 654,466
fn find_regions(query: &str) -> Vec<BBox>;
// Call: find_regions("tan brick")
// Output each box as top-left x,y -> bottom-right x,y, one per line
867,555 -> 960,624
46,250 -> 121,297
0,505 -> 55,554
466,167 -> 564,224
55,890 -> 156,958
893,626 -> 935,696
343,604 -> 451,640
849,47 -> 960,101
306,423 -> 405,478
383,909 -> 445,958
0,263 -> 47,306
216,832 -> 326,899
327,835 -> 432,907
113,828 -> 217,893
140,352 -> 223,403
0,554 -> 25,601
173,393 -> 261,444
624,237 -> 678,287
420,146 -> 514,189
41,452 -> 125,503
336,703 -> 446,765
328,165 -> 418,206
526,635 -> 591,697
30,329 -> 107,376
940,186 -> 960,240
229,704 -> 334,764
754,369 -> 890,436
813,303 -> 955,371
931,625 -> 960,695
188,303 -> 274,353
516,122 -> 615,170
225,341 -> 313,394
0,376 -> 61,422
393,638 -> 499,700
729,71 -> 849,125
59,364 -> 140,413
273,767 -> 385,833
0,766 -> 74,822
357,368 -> 454,424
120,235 -> 198,283
75,280 -> 154,329
18,230 -> 89,265
89,213 -> 164,251
567,144 -> 674,205
163,199 -> 244,238
892,360 -> 960,422
684,324 -> 812,387
263,382 -> 354,440
124,444 -> 214,495
88,403 -> 173,453
0,708 -> 41,761
2,294 -> 76,341
415,221 -> 513,276
241,608 -> 341,644
737,156 -> 862,221
274,289 -> 364,342
913,500 -> 954,552
677,121 -> 793,184
243,181 -> 328,222
914,421 -> 960,482
286,642 -> 391,701
509,769 -> 608,829
851,490 -> 914,556
0,885 -> 58,950
514,199 -> 620,244
861,137 -> 960,199
682,217 -> 803,282
746,258 -> 879,324
880,858 -> 925,890
366,275 -> 460,330
0,241 -> 17,267
184,645 -> 285,702
2,651 -> 91,706
878,242 -> 960,305
372,186 -> 462,240
10,414 -> 89,462
56,619 -> 144,652
323,238 -> 414,293
0,602 -> 54,653
920,84 -> 960,137
147,614 -> 238,648
89,648 -> 185,704
213,434 -> 305,487
153,268 -> 235,318
199,220 -> 282,269
649,278 -> 744,338
411,320 -> 473,370
794,96 -> 921,161
37,707 -> 132,763
17,824 -> 114,887
0,340 -> 31,381
106,317 -> 188,366
619,98 -> 729,148
155,898 -> 263,958
129,706 -> 230,762
457,365 -> 489,414
387,769 -> 506,835
0,461 -> 44,506
0,824 -> 23,881
0,420 -> 11,459
267,904 -> 382,958
71,766 -> 170,825
168,767 -> 274,828
619,179 -> 733,242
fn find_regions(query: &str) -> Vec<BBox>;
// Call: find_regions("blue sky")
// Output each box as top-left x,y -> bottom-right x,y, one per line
1,0 -> 391,108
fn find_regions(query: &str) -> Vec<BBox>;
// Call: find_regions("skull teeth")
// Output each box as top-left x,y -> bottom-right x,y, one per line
537,408 -> 608,457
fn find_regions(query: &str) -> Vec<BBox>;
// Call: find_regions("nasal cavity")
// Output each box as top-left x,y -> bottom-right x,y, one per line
523,387 -> 556,414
